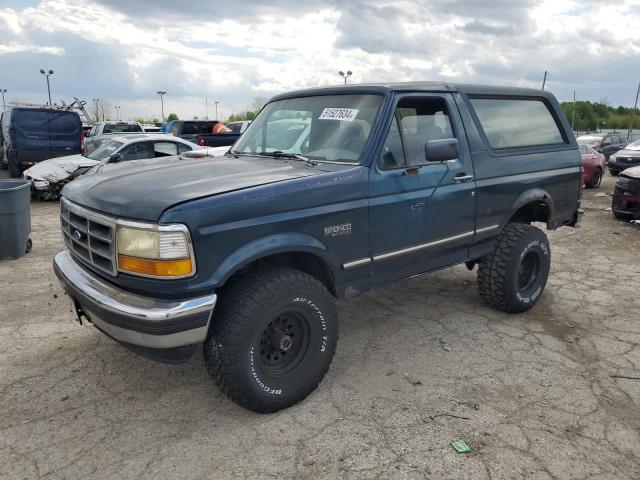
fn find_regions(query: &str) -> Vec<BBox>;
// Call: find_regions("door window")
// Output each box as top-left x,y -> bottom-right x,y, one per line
177,143 -> 192,154
119,142 -> 154,161
379,97 -> 455,168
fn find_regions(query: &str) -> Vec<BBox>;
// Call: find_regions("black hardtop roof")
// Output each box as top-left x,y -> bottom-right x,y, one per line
270,81 -> 551,102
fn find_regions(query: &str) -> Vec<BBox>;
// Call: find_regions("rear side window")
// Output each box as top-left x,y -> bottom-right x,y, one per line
181,122 -> 216,134
48,112 -> 79,134
15,110 -> 49,135
470,98 -> 565,149
103,123 -> 143,134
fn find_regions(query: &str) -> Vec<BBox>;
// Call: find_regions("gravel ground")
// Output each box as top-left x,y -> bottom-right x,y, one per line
1,171 -> 639,479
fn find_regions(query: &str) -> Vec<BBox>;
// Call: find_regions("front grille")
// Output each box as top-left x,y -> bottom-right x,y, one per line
60,198 -> 117,276
616,176 -> 640,195
617,156 -> 639,164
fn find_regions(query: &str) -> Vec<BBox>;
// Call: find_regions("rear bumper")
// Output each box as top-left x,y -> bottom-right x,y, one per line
53,250 -> 216,353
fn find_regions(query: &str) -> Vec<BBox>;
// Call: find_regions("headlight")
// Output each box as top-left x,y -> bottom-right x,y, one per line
609,155 -> 616,163
116,222 -> 195,278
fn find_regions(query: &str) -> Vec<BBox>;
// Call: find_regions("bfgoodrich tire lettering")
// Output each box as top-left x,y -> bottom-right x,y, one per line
203,265 -> 338,413
478,223 -> 551,313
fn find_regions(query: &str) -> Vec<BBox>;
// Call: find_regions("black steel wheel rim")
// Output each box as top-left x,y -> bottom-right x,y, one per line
257,311 -> 310,376
518,251 -> 540,291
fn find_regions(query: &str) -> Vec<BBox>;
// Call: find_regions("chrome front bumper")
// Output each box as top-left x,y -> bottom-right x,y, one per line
53,250 -> 216,350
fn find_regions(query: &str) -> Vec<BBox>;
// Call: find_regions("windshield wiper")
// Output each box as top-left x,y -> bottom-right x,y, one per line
271,151 -> 318,166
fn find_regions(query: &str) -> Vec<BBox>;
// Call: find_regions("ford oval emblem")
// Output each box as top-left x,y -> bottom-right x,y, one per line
73,230 -> 83,241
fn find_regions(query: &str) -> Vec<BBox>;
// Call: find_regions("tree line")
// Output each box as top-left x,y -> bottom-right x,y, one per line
560,101 -> 639,132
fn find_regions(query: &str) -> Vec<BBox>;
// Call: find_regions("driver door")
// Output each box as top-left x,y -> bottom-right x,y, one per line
368,93 -> 477,287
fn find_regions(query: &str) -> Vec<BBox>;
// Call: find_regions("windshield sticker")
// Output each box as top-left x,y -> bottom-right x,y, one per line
318,108 -> 359,122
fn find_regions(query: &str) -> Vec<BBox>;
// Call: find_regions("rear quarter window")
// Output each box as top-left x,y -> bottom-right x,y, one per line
470,98 -> 566,149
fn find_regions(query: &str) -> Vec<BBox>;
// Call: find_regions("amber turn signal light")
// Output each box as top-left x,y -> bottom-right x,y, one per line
118,255 -> 193,277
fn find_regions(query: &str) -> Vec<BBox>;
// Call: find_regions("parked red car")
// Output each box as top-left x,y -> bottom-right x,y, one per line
579,144 -> 606,188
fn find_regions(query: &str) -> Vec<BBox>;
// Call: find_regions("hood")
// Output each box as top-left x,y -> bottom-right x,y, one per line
62,155 -> 322,221
615,148 -> 640,157
621,166 -> 640,179
23,154 -> 99,183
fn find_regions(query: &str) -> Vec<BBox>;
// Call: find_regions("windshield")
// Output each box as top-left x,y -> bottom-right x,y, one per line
103,123 -> 142,134
625,140 -> 640,150
232,94 -> 383,163
577,135 -> 603,145
86,139 -> 123,160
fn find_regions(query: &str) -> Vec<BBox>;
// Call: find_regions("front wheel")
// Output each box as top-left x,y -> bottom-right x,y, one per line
204,265 -> 338,413
478,223 -> 551,313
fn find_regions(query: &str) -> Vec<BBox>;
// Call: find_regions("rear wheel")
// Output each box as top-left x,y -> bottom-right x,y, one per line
609,169 -> 619,176
478,223 -> 551,313
204,265 -> 338,413
586,168 -> 603,188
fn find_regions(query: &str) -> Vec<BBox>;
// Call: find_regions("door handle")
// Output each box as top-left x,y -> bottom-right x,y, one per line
454,174 -> 474,183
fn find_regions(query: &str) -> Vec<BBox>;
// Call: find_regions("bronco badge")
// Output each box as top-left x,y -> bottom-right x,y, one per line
323,223 -> 352,237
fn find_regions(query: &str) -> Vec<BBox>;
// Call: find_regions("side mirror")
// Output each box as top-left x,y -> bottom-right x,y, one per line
425,138 -> 459,163
109,152 -> 123,163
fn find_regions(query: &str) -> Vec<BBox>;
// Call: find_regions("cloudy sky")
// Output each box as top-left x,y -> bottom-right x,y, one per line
1,0 -> 639,121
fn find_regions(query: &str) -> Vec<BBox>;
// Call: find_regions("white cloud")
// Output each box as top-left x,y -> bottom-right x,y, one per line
0,0 -> 639,120
0,41 -> 64,55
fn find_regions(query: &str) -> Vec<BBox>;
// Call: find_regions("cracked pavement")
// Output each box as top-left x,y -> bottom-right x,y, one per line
1,172 -> 639,479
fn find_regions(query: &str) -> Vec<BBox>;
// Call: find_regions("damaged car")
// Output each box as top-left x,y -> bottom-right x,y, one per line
608,139 -> 640,176
23,134 -> 200,199
612,166 -> 640,220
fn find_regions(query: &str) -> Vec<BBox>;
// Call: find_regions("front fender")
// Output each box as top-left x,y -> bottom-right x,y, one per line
209,232 -> 335,286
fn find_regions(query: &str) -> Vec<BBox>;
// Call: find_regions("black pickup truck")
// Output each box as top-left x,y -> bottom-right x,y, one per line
168,120 -> 240,148
54,82 -> 581,413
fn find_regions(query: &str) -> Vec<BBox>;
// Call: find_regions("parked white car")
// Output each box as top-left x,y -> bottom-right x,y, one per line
23,134 -> 202,198
84,121 -> 145,154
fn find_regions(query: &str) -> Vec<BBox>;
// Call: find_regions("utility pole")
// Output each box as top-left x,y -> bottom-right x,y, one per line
628,82 -> 640,141
214,100 -> 220,120
571,91 -> 576,131
205,97 -> 208,119
39,69 -> 54,105
0,89 -> 6,109
114,106 -> 120,120
541,70 -> 548,91
339,70 -> 352,85
157,91 -> 166,122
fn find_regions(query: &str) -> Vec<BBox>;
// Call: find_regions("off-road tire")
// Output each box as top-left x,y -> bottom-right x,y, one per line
586,169 -> 603,189
203,265 -> 338,413
478,223 -> 551,313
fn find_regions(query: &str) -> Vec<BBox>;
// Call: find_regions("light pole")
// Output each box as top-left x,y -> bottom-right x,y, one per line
214,100 -> 220,120
541,70 -> 548,90
0,89 -> 6,109
571,91 -> 576,131
92,98 -> 102,121
114,106 -> 121,120
338,70 -> 352,85
39,69 -> 54,105
628,82 -> 640,141
157,91 -> 166,122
